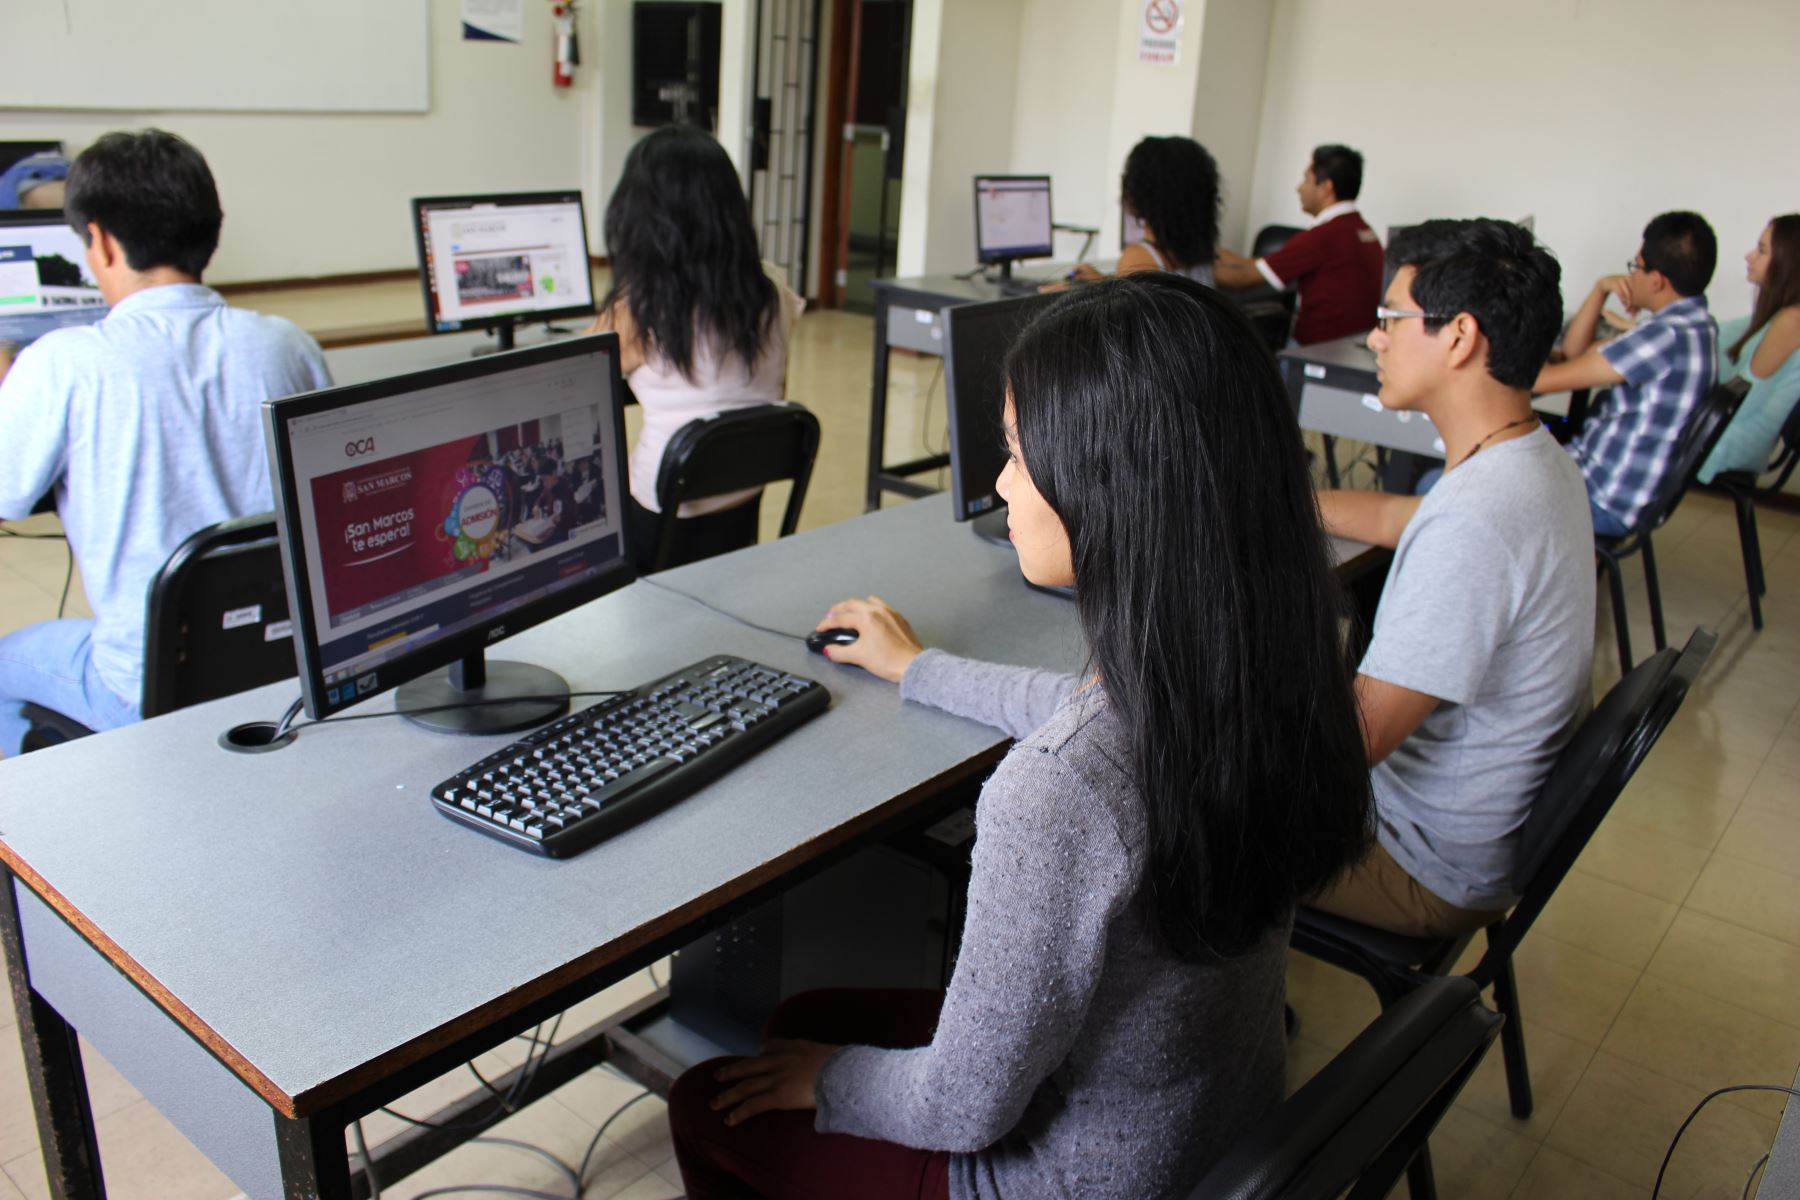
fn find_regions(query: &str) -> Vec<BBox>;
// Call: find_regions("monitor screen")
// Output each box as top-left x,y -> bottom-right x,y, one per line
264,336 -> 632,721
0,210 -> 107,348
973,176 -> 1053,264
943,291 -> 1060,521
412,191 -> 596,336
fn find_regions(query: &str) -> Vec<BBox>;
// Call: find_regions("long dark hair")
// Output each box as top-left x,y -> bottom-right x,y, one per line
1732,214 -> 1800,363
1121,137 -> 1221,274
1005,274 -> 1371,958
602,125 -> 778,379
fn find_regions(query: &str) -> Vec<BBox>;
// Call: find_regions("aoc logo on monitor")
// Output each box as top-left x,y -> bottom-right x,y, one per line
345,437 -> 378,458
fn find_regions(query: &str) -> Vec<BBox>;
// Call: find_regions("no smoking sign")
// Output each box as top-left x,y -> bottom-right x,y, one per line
1138,0 -> 1183,65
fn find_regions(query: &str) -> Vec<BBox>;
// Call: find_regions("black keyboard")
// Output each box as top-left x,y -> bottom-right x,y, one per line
431,655 -> 829,857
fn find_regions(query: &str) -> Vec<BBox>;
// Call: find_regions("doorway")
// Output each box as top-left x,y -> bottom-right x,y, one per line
817,0 -> 911,311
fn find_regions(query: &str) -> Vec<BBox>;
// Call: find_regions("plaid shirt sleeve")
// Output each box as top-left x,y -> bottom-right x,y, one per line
1600,319 -> 1678,388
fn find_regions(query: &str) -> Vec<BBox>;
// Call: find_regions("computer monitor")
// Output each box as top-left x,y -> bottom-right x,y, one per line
263,335 -> 632,735
0,210 -> 107,349
973,175 -> 1053,281
411,191 -> 596,353
943,291 -> 1060,543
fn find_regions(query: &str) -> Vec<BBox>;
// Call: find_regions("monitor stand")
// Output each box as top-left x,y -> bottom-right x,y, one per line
396,649 -> 570,734
971,507 -> 1011,547
474,318 -> 518,357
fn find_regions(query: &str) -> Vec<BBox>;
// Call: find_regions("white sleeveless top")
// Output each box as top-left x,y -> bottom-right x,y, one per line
1138,240 -> 1216,287
627,262 -> 805,517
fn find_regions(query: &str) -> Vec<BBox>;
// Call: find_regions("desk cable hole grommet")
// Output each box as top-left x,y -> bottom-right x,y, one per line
218,721 -> 298,754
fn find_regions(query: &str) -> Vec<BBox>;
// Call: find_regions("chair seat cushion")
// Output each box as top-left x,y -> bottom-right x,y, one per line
1294,905 -> 1448,969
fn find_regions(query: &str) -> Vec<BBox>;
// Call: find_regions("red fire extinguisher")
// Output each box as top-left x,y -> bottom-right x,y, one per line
553,1 -> 579,88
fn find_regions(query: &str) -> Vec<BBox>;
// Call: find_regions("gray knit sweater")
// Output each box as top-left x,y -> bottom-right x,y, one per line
814,650 -> 1289,1200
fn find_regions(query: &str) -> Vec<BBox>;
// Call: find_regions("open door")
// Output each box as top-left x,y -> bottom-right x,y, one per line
815,0 -> 910,311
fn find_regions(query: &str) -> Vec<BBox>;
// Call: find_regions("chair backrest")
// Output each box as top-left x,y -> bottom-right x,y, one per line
1253,224 -> 1304,261
1638,378 -> 1748,534
650,401 -> 822,571
1475,628 -> 1715,975
140,513 -> 297,718
1192,977 -> 1502,1200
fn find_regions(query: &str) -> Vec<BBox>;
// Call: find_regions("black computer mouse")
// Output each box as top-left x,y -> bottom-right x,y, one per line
805,627 -> 859,655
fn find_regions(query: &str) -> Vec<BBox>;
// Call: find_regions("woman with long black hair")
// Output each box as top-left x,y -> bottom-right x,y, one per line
665,274 -> 1372,1199
588,124 -> 803,569
1065,136 -> 1222,288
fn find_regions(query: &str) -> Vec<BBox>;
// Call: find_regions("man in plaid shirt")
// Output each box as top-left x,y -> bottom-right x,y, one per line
1533,212 -> 1717,535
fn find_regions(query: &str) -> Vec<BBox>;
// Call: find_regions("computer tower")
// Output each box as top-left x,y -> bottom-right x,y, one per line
669,812 -> 974,1056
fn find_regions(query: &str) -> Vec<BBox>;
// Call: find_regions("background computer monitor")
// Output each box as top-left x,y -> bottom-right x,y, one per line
973,175 -> 1053,280
263,335 -> 632,735
943,291 -> 1059,541
0,210 -> 107,348
411,191 -> 596,353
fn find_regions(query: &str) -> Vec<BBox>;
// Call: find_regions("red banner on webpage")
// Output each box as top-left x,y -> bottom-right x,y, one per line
309,436 -> 512,621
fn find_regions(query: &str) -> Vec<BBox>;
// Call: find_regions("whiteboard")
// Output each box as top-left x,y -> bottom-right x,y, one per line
0,0 -> 430,113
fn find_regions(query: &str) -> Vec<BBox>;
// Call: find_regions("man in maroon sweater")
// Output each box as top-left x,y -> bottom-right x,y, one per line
1216,144 -> 1385,345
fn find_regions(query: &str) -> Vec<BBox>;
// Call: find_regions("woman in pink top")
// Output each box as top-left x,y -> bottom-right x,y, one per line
587,125 -> 803,570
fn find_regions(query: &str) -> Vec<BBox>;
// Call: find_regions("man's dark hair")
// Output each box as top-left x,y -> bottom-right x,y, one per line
1309,144 -> 1364,201
64,129 -> 221,279
1640,210 -> 1717,298
1389,219 -> 1563,390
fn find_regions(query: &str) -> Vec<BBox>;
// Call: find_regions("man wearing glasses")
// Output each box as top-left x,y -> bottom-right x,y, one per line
1533,211 -> 1718,535
1309,219 -> 1594,938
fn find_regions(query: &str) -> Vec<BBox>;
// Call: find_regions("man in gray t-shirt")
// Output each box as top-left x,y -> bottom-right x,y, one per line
1311,220 -> 1595,938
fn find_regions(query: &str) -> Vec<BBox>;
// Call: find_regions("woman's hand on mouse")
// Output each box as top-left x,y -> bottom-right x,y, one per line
817,596 -> 923,683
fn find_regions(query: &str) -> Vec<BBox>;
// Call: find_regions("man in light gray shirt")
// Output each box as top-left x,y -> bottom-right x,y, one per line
0,130 -> 331,755
1312,219 -> 1595,937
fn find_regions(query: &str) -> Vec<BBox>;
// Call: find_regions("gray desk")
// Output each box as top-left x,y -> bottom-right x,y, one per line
0,495 -> 1373,1199
865,274 -> 1291,511
1278,335 -> 1581,486
324,324 -> 583,388
0,496 -> 1089,1200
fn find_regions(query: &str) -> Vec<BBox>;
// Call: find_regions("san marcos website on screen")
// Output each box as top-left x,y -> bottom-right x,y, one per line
420,199 -> 592,330
283,350 -> 622,705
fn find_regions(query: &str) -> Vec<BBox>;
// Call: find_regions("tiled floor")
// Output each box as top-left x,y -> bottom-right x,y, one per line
2,291 -> 1797,1198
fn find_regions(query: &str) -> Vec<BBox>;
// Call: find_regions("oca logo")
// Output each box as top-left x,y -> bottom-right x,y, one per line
345,437 -> 377,458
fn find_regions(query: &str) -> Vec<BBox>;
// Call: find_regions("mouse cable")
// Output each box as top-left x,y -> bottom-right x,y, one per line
576,1087 -> 655,1193
1652,1083 -> 1800,1198
268,690 -> 632,742
634,574 -> 809,643
1745,1151 -> 1770,1200
350,1118 -> 380,1200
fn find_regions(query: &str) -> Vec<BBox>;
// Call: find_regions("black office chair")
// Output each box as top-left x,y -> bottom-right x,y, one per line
1253,224 -> 1304,259
21,515 -> 296,751
1713,389 -> 1800,632
1290,629 -> 1714,1199
1596,378 -> 1745,670
647,401 -> 822,573
1193,978 -> 1501,1200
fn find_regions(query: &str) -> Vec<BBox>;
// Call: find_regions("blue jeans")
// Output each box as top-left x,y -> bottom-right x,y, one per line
1588,496 -> 1631,538
0,619 -> 140,756
1414,467 -> 1444,495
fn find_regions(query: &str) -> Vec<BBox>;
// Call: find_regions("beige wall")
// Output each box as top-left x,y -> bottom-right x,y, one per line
1,0 -> 601,285
1243,0 -> 1800,317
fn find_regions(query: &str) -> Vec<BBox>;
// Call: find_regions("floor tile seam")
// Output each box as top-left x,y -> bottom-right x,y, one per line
1507,1141 -> 1639,1198
1604,793 -> 1747,857
1565,859 -> 1698,911
1602,968 -> 1800,1061
1452,1032 -> 1601,1137
1544,1046 -> 1787,1160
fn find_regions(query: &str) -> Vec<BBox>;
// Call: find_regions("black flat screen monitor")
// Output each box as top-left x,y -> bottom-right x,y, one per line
0,210 -> 107,348
943,291 -> 1059,529
973,176 -> 1053,276
412,191 -> 595,352
263,335 -> 632,735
